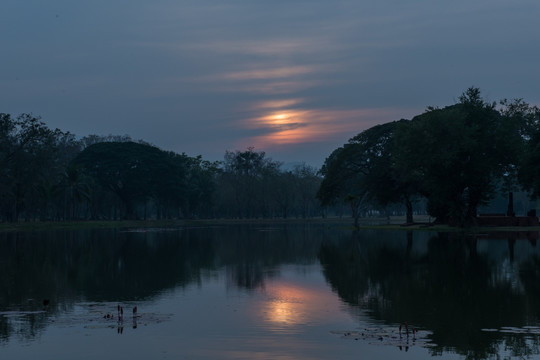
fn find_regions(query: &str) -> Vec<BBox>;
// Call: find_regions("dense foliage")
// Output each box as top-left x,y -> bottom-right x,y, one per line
319,88 -> 540,226
2,88 -> 538,225
0,115 -> 321,221
318,120 -> 414,227
0,113 -> 77,221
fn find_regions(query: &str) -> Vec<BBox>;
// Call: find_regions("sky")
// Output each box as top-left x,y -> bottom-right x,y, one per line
1,0 -> 539,168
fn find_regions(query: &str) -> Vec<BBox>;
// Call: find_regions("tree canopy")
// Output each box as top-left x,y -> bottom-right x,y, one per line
1,87 -> 538,226
0,117 -> 323,222
319,87 -> 534,226
73,141 -> 190,219
318,120 -> 414,227
0,113 -> 75,221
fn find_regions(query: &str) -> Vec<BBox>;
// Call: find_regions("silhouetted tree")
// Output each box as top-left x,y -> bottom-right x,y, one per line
0,113 -> 67,221
318,120 -> 413,227
220,148 -> 282,218
394,88 -> 524,225
73,142 -> 190,219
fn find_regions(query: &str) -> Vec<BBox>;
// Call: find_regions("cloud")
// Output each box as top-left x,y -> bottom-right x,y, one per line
185,63 -> 332,96
2,0 -> 539,168
236,104 -> 416,148
227,105 -> 418,166
186,37 -> 339,57
220,65 -> 321,81
221,80 -> 324,96
250,99 -> 305,110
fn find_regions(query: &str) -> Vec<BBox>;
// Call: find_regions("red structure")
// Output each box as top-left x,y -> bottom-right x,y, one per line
476,192 -> 539,227
476,214 -> 539,227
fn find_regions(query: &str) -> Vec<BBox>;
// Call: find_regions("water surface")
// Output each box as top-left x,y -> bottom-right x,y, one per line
1,224 -> 540,359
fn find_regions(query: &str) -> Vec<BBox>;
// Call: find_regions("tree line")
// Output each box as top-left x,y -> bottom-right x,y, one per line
3,87 -> 539,225
318,87 -> 540,227
0,113 -> 321,222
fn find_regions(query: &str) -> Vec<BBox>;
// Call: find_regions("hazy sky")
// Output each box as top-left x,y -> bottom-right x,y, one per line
1,1 -> 539,167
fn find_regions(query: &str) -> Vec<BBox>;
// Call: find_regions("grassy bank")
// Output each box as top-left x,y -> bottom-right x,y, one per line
1,215 -> 539,233
0,217 -> 356,232
0,216 -> 389,232
0,219 -> 187,232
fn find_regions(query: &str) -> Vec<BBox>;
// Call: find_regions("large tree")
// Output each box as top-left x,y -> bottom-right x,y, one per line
0,113 -> 66,221
73,141 -> 189,219
318,120 -> 413,227
394,88 -> 523,225
219,148 -> 282,218
318,145 -> 366,227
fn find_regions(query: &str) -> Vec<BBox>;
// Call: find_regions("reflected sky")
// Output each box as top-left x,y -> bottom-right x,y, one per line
3,227 -> 540,359
1,266 -> 417,360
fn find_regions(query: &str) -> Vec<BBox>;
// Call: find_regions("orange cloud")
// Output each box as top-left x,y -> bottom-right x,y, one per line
176,37 -> 344,57
222,65 -> 320,81
236,80 -> 321,95
236,105 -> 418,149
187,63 -> 329,95
252,98 -> 305,109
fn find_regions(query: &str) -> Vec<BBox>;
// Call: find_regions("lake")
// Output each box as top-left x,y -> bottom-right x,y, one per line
1,223 -> 540,359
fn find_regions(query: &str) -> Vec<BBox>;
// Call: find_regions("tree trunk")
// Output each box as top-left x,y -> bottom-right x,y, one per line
405,197 -> 414,224
351,202 -> 360,229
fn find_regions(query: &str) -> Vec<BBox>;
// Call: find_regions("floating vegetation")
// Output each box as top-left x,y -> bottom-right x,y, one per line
47,302 -> 172,333
481,326 -> 540,335
331,326 -> 434,348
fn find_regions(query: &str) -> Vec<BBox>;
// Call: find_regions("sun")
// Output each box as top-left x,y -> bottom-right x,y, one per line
270,113 -> 290,125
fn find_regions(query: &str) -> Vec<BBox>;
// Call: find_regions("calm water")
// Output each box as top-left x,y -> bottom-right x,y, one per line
1,224 -> 540,359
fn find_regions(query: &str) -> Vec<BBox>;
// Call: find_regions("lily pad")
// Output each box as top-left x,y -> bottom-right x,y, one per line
331,326 -> 433,348
48,302 -> 172,331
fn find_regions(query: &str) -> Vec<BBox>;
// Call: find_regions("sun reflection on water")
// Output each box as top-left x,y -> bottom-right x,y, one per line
266,284 -> 307,326
262,280 -> 338,333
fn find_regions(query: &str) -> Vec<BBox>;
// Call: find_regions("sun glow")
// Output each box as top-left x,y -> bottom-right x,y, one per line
269,112 -> 291,124
238,103 -> 415,149
258,109 -> 307,128
246,108 -> 343,145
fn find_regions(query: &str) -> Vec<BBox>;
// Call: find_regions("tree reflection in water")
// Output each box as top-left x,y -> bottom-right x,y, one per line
318,230 -> 540,359
2,225 -> 540,359
0,227 -> 212,343
0,224 -> 322,343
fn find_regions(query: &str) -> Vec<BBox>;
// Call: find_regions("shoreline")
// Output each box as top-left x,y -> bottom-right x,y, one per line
1,215 -> 540,233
